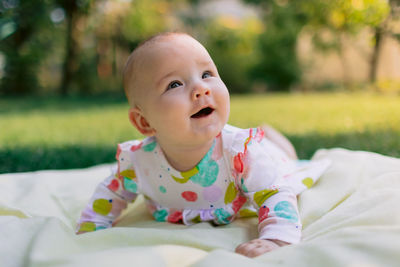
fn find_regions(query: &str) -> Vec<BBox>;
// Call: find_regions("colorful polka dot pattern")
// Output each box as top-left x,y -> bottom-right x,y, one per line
181,191 -> 198,202
167,211 -> 183,223
107,179 -> 119,192
171,167 -> 198,184
274,201 -> 298,223
165,140 -> 221,204
142,141 -> 157,152
203,185 -> 223,202
302,177 -> 314,188
153,209 -> 168,222
78,222 -> 96,233
191,215 -> 202,224
259,205 -> 270,223
239,208 -> 257,218
120,169 -> 136,179
159,186 -> 167,193
253,189 -> 278,207
231,195 -> 247,213
130,142 -> 142,151
233,152 -> 245,173
93,199 -> 113,216
124,178 -> 137,193
189,141 -> 219,187
77,125 -> 330,244
214,208 -> 231,224
224,182 -> 237,204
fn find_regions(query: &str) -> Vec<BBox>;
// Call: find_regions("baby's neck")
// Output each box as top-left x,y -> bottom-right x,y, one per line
158,139 -> 214,172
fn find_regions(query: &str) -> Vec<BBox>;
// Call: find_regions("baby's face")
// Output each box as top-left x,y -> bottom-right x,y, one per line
131,34 -> 230,148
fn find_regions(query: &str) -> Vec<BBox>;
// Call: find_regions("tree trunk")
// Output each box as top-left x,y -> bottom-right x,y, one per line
60,1 -> 80,96
369,27 -> 383,83
338,33 -> 350,86
1,6 -> 37,95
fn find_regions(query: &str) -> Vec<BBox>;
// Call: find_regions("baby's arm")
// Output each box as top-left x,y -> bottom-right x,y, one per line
76,173 -> 137,234
236,186 -> 300,257
76,143 -> 139,234
229,127 -> 310,257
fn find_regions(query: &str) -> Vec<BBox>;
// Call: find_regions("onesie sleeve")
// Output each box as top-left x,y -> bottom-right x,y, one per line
230,127 -> 330,244
75,141 -> 141,234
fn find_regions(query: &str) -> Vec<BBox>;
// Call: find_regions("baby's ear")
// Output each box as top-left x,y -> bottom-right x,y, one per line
129,107 -> 155,136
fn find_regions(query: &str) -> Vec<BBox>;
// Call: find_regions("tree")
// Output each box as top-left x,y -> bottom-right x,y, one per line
204,16 -> 262,93
120,0 -> 184,48
244,0 -> 308,91
56,0 -> 92,95
369,0 -> 400,83
304,0 -> 390,84
244,0 -> 392,88
0,0 -> 53,95
91,0 -> 186,94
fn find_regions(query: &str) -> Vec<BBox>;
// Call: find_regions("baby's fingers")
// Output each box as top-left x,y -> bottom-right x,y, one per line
235,242 -> 254,257
235,239 -> 279,258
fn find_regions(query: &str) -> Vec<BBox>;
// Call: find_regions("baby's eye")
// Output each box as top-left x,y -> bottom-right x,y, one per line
202,71 -> 212,79
167,81 -> 182,90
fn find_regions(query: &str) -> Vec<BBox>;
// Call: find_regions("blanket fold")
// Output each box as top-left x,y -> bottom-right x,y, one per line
1,148 -> 400,267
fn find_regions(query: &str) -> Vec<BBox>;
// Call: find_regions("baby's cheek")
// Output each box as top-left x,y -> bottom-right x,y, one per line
159,102 -> 187,126
219,86 -> 231,110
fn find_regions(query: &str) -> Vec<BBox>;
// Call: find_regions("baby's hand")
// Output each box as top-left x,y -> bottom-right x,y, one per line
235,239 -> 289,258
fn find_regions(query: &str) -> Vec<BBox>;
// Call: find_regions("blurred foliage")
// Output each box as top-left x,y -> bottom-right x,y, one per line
300,0 -> 392,84
305,0 -> 389,33
244,0 -> 392,90
56,0 -> 94,95
120,0 -> 182,47
1,93 -> 400,172
203,16 -> 262,93
0,0 -> 399,96
0,0 -> 54,95
245,0 -> 308,91
304,0 -> 389,60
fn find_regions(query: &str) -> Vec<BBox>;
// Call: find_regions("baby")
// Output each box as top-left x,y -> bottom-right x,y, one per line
76,32 -> 330,258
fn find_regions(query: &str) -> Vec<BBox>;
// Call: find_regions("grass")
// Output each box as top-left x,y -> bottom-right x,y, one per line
1,92 -> 399,173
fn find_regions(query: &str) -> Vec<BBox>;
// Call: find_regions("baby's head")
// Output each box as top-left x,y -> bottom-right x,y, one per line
123,32 -> 230,149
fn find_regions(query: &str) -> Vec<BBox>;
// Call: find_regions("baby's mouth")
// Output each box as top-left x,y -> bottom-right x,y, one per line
191,107 -> 214,118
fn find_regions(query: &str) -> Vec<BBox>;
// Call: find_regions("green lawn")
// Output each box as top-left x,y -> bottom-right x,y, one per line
1,93 -> 399,173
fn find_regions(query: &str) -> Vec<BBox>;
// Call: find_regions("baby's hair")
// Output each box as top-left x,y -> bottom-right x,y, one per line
123,31 -> 191,107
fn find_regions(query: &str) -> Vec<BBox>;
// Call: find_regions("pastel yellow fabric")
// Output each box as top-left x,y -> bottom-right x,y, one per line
1,148 -> 400,267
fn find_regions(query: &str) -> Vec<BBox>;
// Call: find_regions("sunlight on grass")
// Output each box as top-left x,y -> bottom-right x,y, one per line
1,93 -> 399,147
229,93 -> 400,135
1,93 -> 399,172
0,102 -> 137,147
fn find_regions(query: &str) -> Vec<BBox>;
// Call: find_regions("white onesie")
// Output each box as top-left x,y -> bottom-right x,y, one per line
76,124 -> 330,243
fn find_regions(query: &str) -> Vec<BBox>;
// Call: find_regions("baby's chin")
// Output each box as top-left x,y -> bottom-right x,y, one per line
191,112 -> 228,135
191,122 -> 224,140
156,123 -> 222,145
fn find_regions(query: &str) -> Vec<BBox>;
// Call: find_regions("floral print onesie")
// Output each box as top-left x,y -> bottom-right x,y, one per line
76,124 -> 330,244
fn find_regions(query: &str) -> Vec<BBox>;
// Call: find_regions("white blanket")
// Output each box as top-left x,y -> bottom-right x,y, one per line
1,148 -> 400,267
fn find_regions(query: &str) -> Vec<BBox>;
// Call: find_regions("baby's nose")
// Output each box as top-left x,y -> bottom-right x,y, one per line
192,83 -> 210,99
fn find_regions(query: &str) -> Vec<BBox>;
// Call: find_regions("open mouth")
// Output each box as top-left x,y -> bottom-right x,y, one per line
191,107 -> 214,118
